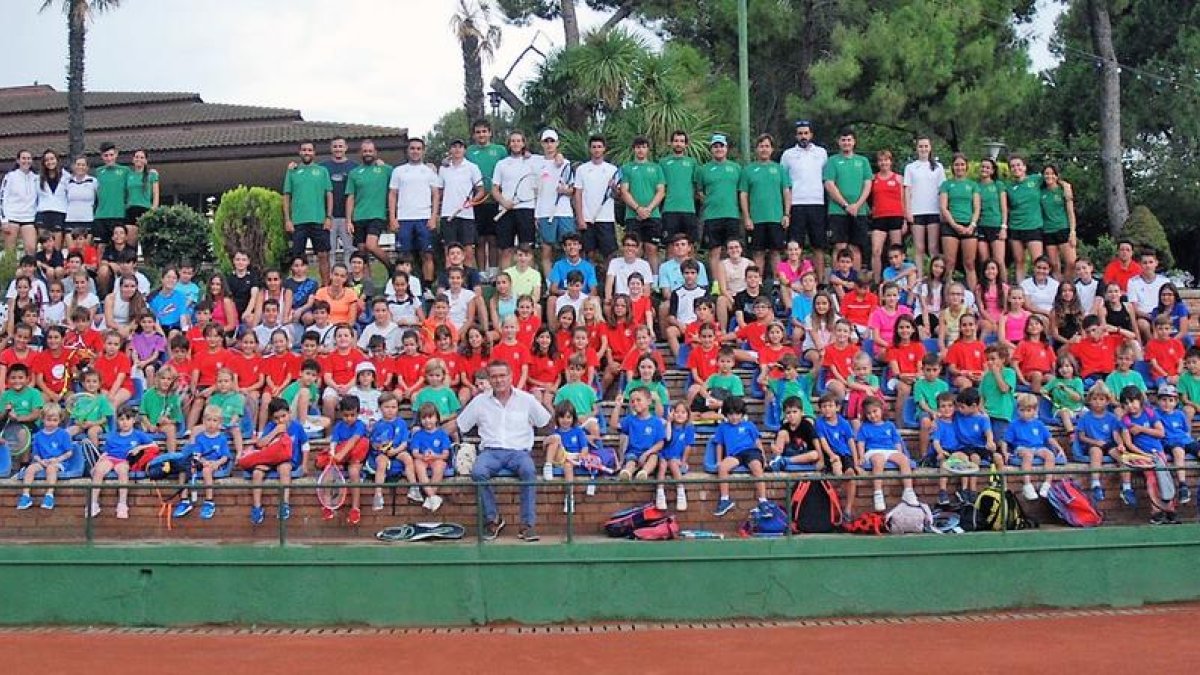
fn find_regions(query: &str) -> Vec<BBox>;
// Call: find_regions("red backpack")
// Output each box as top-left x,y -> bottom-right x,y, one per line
790,480 -> 843,533
1046,479 -> 1103,527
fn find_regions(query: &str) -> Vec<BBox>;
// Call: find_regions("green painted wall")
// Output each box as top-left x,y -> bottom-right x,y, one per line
2,526 -> 1199,626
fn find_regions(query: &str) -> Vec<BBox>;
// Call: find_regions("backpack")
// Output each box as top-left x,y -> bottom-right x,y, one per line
738,501 -> 790,537
452,443 -> 476,476
146,451 -> 192,480
956,504 -> 979,532
885,501 -> 933,534
973,484 -> 1038,531
789,480 -> 843,534
842,512 -> 885,535
1046,479 -> 1103,527
633,516 -> 680,540
930,510 -> 965,534
604,504 -> 670,538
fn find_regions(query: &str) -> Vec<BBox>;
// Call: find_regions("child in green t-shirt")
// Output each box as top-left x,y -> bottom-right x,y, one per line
553,355 -> 601,437
1178,348 -> 1200,428
914,353 -> 950,458
1105,344 -> 1146,412
280,358 -> 327,434
980,345 -> 1016,441
140,366 -> 185,452
1045,355 -> 1085,433
205,368 -> 246,455
623,354 -> 669,418
845,352 -> 881,430
764,353 -> 811,414
66,370 -> 115,447
692,348 -> 744,423
412,359 -> 461,435
0,364 -> 43,435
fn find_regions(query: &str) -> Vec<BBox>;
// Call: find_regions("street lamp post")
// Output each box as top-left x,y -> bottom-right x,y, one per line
487,90 -> 502,119
737,0 -> 750,158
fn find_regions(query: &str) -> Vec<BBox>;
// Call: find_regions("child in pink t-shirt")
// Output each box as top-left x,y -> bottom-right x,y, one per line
868,282 -> 913,356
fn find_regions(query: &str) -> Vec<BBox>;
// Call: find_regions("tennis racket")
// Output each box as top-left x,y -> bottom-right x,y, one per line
494,172 -> 538,222
588,167 -> 622,223
679,530 -> 725,540
553,161 -> 575,208
316,451 -> 348,511
0,418 -> 30,460
450,179 -> 486,219
1119,452 -> 1157,469
65,391 -> 98,422
571,450 -> 616,476
944,457 -> 980,475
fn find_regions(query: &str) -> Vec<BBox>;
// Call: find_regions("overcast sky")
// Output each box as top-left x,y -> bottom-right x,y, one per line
5,1 -> 1062,136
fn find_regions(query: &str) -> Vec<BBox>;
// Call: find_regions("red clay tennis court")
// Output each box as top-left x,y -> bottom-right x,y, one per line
2,603 -> 1192,673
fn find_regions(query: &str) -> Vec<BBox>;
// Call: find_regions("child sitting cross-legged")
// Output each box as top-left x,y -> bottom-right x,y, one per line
711,396 -> 770,517
1003,393 -> 1066,502
856,396 -> 919,512
173,404 -> 232,520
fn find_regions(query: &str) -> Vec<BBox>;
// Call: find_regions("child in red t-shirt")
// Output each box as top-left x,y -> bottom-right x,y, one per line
620,325 -> 666,377
231,332 -> 265,427
823,319 -> 860,399
93,330 -> 134,410
564,326 -> 601,384
492,316 -> 530,389
1145,315 -> 1185,385
0,324 -> 38,392
393,329 -> 430,402
685,324 -> 721,386
840,277 -> 879,338
526,327 -> 563,408
886,315 -> 925,427
318,324 -> 367,418
944,314 -> 986,390
456,326 -> 491,405
188,322 -> 234,428
1069,315 -> 1126,380
1011,315 -> 1056,394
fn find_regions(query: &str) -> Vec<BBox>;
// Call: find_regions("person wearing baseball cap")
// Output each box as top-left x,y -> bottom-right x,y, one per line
698,132 -> 742,274
535,128 -> 576,277
780,119 -> 829,281
1154,382 -> 1195,505
350,360 -> 383,425
437,136 -> 485,269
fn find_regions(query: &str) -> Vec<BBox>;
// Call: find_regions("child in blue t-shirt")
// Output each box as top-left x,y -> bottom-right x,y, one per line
543,401 -> 596,513
243,398 -> 309,525
856,397 -> 918,512
814,392 -> 858,518
1155,384 -> 1194,505
173,404 -> 233,520
712,397 -> 769,517
1118,385 -> 1176,522
659,401 -> 695,512
410,402 -> 452,513
88,405 -> 157,520
324,395 -> 368,524
952,387 -> 999,469
1074,383 -> 1124,503
16,403 -> 73,511
369,392 -> 415,510
611,387 -> 666,482
929,392 -> 977,506
1003,394 -> 1065,502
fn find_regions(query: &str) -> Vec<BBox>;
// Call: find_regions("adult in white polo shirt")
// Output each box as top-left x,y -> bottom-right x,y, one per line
903,136 -> 947,273
491,131 -> 541,270
438,138 -> 485,266
388,137 -> 441,286
534,129 -> 576,277
573,135 -> 620,266
779,120 -> 829,281
457,360 -> 551,542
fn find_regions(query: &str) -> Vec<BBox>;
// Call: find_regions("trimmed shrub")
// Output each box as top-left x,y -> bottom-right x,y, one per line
1121,205 -> 1174,270
210,186 -> 287,274
1077,234 -> 1118,272
137,205 -> 214,272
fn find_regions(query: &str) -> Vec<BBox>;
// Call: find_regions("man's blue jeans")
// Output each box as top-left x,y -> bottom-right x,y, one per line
471,448 -> 537,526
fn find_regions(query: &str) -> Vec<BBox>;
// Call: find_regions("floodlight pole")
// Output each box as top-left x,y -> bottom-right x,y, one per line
738,0 -> 750,158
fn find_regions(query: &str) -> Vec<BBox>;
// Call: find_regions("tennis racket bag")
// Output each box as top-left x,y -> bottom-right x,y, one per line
1046,479 -> 1103,527
886,501 -> 933,534
633,516 -> 680,540
790,480 -> 843,533
973,484 -> 1037,531
146,451 -> 192,480
738,500 -> 790,537
604,504 -> 669,538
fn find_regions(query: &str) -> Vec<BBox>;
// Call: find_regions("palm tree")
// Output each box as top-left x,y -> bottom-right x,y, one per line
450,0 -> 503,123
40,0 -> 121,158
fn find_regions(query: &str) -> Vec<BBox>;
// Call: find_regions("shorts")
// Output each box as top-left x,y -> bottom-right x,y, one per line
976,226 -> 1003,243
125,206 -> 149,223
828,214 -> 869,250
536,215 -> 576,247
92,218 -> 123,245
829,452 -> 856,472
863,448 -> 899,466
37,211 -> 66,232
788,205 -> 828,249
352,218 -> 386,246
397,218 -> 435,253
1167,441 -> 1200,457
989,418 -> 1010,443
317,437 -> 369,466
497,209 -> 536,248
441,217 -> 478,247
749,221 -> 785,252
628,217 -> 663,247
662,212 -> 696,240
871,216 -> 905,232
475,202 -> 498,237
942,225 -> 977,241
912,214 -> 941,228
1007,228 -> 1042,243
660,445 -> 685,462
1043,229 -> 1069,246
291,222 -> 332,254
582,221 -> 617,257
734,449 -> 765,469
703,217 -> 742,251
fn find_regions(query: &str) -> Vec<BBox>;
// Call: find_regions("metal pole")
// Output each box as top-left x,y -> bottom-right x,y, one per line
738,0 -> 751,158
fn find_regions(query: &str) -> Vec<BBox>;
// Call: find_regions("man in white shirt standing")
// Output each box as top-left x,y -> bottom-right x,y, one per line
438,139 -> 485,270
457,360 -> 552,541
388,138 -> 441,288
1128,248 -> 1170,340
491,131 -> 541,271
573,135 -> 620,268
779,121 -> 829,282
534,129 -> 577,278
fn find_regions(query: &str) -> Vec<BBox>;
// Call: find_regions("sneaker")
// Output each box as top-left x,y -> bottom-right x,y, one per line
955,489 -> 974,506
937,490 -> 950,506
250,505 -> 265,525
676,490 -> 688,511
421,496 -> 433,511
563,495 -> 575,514
713,497 -> 735,517
901,488 -> 918,506
1166,511 -> 1182,525
40,493 -> 55,510
279,503 -> 291,520
872,492 -> 886,512
172,500 -> 194,519
16,494 -> 32,510
768,456 -> 787,472
758,498 -> 773,516
1022,483 -> 1039,501
200,501 -> 216,520
1179,483 -> 1191,505
115,503 -> 129,519
484,517 -> 506,540
347,507 -> 362,526
1039,481 -> 1053,499
1150,512 -> 1168,525
585,483 -> 597,497
1121,487 -> 1138,507
542,463 -> 554,481
518,525 -> 540,542
372,493 -> 385,511
427,495 -> 443,513
634,469 -> 649,480
654,488 -> 667,511
618,468 -> 632,481
1091,485 -> 1105,503
407,486 -> 423,502
322,506 -> 335,520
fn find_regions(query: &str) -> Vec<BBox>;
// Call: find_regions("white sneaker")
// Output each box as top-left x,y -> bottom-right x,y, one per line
873,492 -> 886,512
115,503 -> 129,519
87,502 -> 100,518
1039,481 -> 1053,499
542,463 -> 554,481
427,495 -> 444,513
901,488 -> 919,506
421,496 -> 433,511
563,496 -> 575,514
654,488 -> 667,511
372,493 -> 385,511
1022,483 -> 1038,500
585,483 -> 597,496
634,469 -> 649,480
407,486 -> 423,503
676,490 -> 688,511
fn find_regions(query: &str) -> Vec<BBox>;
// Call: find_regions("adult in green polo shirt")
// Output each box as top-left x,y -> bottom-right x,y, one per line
93,142 -> 130,254
697,133 -> 742,274
620,137 -> 666,270
1004,155 -> 1044,284
975,157 -> 1009,279
822,128 -> 873,271
345,140 -> 393,273
938,153 -> 981,288
124,149 -> 159,247
283,141 -> 333,284
466,119 -> 508,274
738,133 -> 791,273
660,131 -> 699,242
1039,164 -> 1077,281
